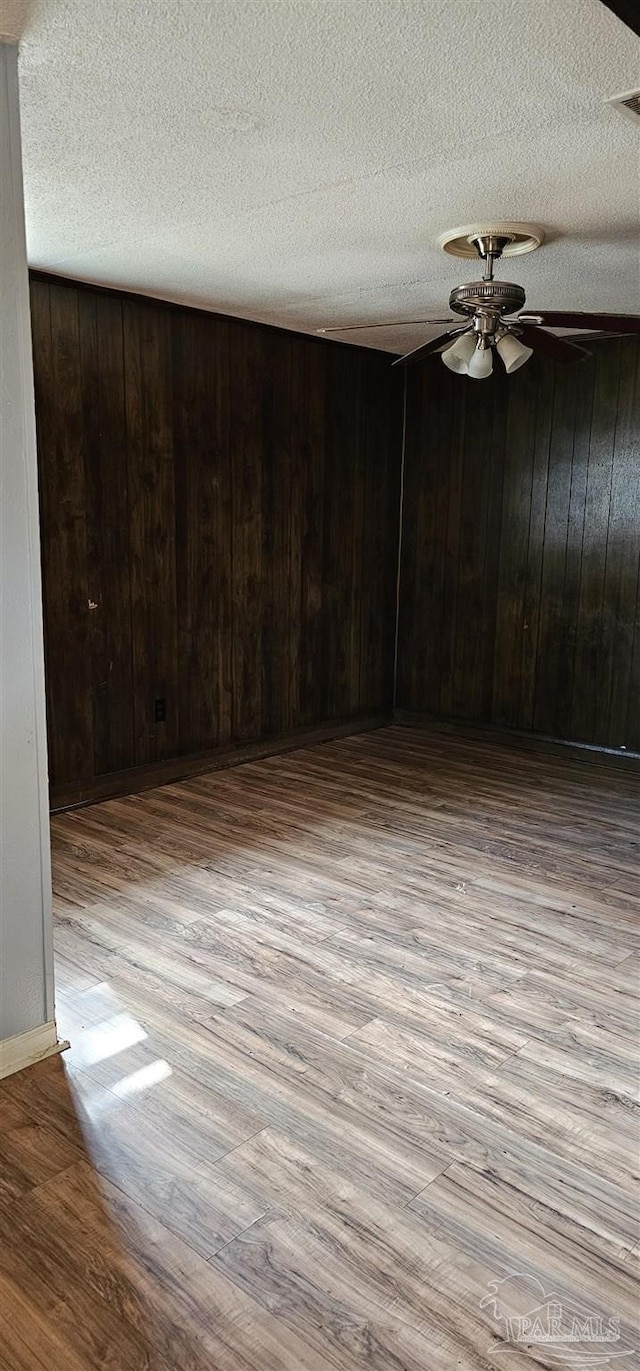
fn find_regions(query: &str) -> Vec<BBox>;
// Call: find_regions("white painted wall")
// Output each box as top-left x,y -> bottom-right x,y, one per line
0,42 -> 57,1067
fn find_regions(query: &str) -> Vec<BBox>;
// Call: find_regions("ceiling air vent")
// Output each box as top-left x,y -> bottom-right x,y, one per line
607,89 -> 640,123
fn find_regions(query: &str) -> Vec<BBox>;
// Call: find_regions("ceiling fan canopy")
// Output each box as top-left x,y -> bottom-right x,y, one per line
318,224 -> 640,379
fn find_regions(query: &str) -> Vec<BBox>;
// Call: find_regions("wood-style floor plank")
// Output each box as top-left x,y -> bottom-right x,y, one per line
0,725 -> 638,1368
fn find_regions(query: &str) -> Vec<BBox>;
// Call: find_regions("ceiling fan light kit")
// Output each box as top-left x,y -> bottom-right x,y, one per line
433,230 -> 534,378
441,330 -> 532,380
318,221 -> 640,376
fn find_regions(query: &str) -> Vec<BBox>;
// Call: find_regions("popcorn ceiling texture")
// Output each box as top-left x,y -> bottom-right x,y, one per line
7,0 -> 640,351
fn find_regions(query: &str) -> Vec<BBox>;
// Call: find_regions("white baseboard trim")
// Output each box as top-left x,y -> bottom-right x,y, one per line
0,1021 -> 69,1081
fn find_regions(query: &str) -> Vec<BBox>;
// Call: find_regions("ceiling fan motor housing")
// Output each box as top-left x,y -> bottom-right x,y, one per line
449,280 -> 526,318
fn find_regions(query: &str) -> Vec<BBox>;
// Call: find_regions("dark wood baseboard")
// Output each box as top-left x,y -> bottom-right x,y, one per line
50,707 -> 638,811
49,713 -> 391,812
393,710 -> 640,772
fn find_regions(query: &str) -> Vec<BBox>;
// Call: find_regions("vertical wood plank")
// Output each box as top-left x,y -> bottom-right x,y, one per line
32,282 -> 94,786
438,379 -> 466,718
492,361 -> 538,728
570,342 -> 621,743
358,360 -> 402,712
77,291 -> 133,777
322,347 -> 361,719
552,352 -> 596,740
532,361 -> 579,737
173,312 -> 232,754
398,367 -> 455,714
291,340 -> 326,727
348,365 -> 367,716
600,339 -> 640,746
261,333 -> 293,736
123,298 -> 178,765
480,377 -> 509,719
395,370 -> 419,710
452,375 -> 507,720
517,361 -> 553,731
230,323 -> 264,742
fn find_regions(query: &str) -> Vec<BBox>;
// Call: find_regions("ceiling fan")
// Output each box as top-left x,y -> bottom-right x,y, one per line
318,223 -> 640,378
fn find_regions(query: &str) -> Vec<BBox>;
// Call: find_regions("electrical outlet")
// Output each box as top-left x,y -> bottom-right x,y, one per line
153,697 -> 166,723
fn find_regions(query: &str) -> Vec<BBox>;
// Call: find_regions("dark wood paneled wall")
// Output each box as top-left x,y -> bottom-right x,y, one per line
31,276 -> 640,797
31,277 -> 402,798
397,337 -> 640,751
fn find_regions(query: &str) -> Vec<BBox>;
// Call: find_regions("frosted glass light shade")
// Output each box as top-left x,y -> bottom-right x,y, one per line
441,332 -> 477,373
467,343 -> 493,379
496,332 -> 533,373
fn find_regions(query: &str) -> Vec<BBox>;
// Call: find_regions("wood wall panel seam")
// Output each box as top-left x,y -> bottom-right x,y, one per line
602,341 -> 640,747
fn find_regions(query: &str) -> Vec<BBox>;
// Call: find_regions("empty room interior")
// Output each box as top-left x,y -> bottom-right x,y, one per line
1,1 -> 639,1368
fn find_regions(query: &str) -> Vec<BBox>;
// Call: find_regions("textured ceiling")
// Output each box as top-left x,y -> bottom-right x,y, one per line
5,0 -> 640,350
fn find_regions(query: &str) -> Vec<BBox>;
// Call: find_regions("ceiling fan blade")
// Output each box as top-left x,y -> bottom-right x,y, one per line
392,328 -> 469,367
519,311 -> 640,334
515,323 -> 592,363
317,318 -> 454,334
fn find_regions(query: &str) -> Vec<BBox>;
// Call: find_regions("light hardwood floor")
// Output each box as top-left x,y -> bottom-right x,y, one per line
0,726 -> 638,1369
